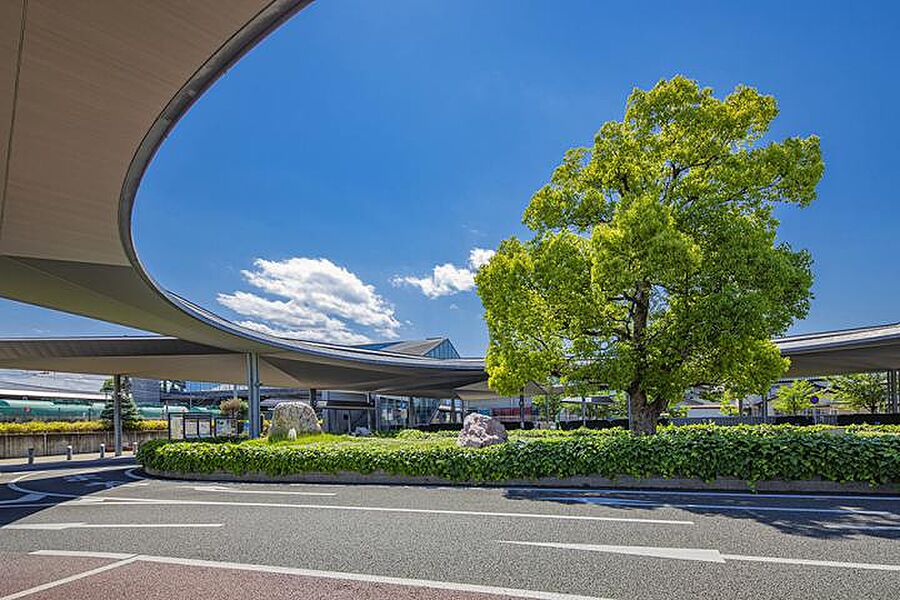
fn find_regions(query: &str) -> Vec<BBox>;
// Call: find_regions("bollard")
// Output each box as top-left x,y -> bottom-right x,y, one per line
66,445 -> 73,460
99,443 -> 105,459
26,447 -> 34,465
133,441 -> 140,455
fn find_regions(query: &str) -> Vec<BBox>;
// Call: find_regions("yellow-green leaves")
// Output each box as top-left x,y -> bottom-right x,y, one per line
591,194 -> 700,293
773,380 -> 817,415
476,76 -> 823,430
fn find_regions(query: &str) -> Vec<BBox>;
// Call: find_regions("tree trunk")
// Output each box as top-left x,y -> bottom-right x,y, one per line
628,387 -> 661,435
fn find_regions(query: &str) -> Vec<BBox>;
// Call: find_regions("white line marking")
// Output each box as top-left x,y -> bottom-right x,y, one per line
31,550 -> 611,600
500,540 -> 900,572
510,487 -> 900,501
38,496 -> 695,525
31,549 -> 136,560
502,540 -> 725,563
542,496 -> 898,516
0,555 -> 137,599
3,522 -> 223,531
821,524 -> 900,531
189,485 -> 337,497
0,493 -> 45,505
123,468 -> 145,481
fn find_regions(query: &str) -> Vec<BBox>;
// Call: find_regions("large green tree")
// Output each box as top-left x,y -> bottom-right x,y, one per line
828,373 -> 886,414
476,76 -> 823,434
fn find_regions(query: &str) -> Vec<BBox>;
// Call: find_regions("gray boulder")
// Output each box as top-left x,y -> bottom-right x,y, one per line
457,413 -> 508,448
268,401 -> 321,441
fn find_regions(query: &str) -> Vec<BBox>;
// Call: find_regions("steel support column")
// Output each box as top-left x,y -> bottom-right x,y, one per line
519,393 -> 526,429
245,353 -> 261,439
112,374 -> 122,456
309,388 -> 318,413
373,394 -> 381,432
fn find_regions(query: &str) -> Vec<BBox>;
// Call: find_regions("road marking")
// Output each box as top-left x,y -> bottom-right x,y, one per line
0,555 -> 137,599
511,487 -> 900,502
821,524 -> 900,531
0,493 -> 45,505
31,549 -> 136,559
31,550 -> 612,600
39,496 -> 695,525
3,522 -> 223,531
188,485 -> 337,497
501,540 -> 726,563
500,540 -> 900,572
123,468 -> 147,481
542,496 -> 898,516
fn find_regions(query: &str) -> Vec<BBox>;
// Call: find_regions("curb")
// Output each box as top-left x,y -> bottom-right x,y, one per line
144,467 -> 900,495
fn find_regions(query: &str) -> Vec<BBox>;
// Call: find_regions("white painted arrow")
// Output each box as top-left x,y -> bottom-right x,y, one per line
502,541 -> 726,563
500,540 -> 900,572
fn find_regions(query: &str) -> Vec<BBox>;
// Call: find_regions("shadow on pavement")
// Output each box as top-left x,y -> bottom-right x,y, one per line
501,487 -> 900,541
1,464 -> 137,527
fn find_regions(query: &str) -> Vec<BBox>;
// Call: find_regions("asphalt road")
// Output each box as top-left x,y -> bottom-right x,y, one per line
1,463 -> 898,599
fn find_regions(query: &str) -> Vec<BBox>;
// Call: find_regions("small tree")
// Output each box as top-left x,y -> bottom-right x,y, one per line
532,393 -> 562,424
100,377 -> 142,429
219,397 -> 249,419
828,373 -> 886,414
772,380 -> 815,416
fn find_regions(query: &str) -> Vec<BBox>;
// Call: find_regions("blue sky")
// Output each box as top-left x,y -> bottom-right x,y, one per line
1,0 -> 898,357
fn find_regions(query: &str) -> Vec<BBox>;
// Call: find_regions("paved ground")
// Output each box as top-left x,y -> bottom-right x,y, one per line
1,464 -> 898,599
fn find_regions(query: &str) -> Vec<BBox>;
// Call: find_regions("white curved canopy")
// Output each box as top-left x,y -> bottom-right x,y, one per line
0,0 -> 486,396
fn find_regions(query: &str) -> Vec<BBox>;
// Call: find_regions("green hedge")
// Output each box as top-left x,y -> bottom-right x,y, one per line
0,419 -> 168,434
137,424 -> 900,485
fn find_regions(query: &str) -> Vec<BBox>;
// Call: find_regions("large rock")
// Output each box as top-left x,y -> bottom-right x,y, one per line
457,413 -> 508,448
268,401 -> 321,441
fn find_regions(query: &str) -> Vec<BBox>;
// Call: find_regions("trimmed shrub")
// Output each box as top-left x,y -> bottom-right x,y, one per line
138,424 -> 900,485
0,420 -> 167,434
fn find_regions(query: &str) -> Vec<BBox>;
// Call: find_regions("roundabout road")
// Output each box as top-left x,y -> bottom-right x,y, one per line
1,464 -> 899,600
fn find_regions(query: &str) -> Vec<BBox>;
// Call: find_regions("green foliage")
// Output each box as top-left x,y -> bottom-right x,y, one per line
395,429 -> 432,440
219,397 -> 249,419
773,380 -> 816,415
100,376 -> 142,429
0,419 -> 167,434
531,393 -> 562,422
828,373 -> 886,414
665,403 -> 688,418
476,76 -> 823,434
137,425 -> 899,486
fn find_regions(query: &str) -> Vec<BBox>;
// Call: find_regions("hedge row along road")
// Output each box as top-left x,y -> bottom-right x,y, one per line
137,425 -> 900,488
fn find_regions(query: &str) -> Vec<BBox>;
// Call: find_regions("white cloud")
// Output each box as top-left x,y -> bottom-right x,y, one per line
393,248 -> 495,299
218,257 -> 400,344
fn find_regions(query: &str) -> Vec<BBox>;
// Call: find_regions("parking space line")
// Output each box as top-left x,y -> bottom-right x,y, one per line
31,550 -> 611,600
0,555 -> 137,600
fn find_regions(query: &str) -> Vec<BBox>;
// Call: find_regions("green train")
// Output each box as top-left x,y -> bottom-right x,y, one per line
0,398 -> 219,422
